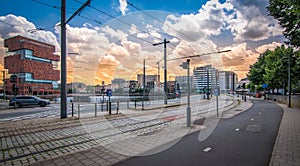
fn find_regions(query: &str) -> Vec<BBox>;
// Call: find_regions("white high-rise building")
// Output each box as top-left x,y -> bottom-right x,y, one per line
193,65 -> 219,93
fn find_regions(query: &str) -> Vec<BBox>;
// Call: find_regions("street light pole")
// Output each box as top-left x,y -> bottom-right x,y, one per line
61,0 -> 67,118
187,59 -> 191,127
142,59 -> 146,110
60,0 -> 90,119
153,38 -> 170,105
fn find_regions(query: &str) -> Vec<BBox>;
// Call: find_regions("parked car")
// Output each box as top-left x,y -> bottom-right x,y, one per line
9,96 -> 50,108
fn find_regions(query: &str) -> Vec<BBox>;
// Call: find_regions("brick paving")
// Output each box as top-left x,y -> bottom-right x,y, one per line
0,96 -> 255,166
269,103 -> 300,166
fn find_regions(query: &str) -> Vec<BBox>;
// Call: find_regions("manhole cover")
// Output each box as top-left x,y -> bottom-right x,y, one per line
193,118 -> 205,125
246,125 -> 262,132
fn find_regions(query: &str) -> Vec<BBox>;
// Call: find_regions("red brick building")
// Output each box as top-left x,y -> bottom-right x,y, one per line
4,35 -> 60,95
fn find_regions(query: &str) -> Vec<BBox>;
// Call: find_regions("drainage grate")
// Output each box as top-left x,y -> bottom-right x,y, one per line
246,124 -> 262,132
235,109 -> 242,112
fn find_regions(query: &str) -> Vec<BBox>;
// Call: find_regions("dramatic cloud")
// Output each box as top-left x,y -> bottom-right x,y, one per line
228,0 -> 283,42
163,0 -> 234,42
0,14 -> 59,64
0,0 -> 286,84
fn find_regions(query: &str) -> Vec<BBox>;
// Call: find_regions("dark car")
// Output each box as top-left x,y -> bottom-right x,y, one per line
9,96 -> 50,108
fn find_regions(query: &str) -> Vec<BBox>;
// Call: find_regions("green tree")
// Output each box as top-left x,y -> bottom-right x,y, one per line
263,46 -> 289,93
247,51 -> 267,90
268,0 -> 300,47
248,45 -> 300,94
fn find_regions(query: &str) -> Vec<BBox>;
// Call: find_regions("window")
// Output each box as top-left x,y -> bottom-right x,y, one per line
16,49 -> 51,63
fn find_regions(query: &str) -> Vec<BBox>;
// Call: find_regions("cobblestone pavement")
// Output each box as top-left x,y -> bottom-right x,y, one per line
0,95 -> 250,166
269,103 -> 300,166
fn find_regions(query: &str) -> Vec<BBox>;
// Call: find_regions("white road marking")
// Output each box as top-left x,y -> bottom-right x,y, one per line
203,147 -> 212,152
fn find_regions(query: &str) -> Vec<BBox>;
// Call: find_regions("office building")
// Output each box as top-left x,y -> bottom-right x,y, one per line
4,36 -> 60,95
193,65 -> 219,93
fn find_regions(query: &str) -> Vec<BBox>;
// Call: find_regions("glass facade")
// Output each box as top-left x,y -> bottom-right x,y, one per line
17,72 -> 58,88
17,49 -> 51,63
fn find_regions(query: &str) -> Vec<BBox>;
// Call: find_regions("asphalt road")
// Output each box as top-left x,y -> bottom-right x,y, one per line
116,99 -> 283,166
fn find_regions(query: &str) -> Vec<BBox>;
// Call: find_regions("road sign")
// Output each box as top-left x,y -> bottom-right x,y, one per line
107,89 -> 112,97
214,86 -> 220,96
262,84 -> 268,88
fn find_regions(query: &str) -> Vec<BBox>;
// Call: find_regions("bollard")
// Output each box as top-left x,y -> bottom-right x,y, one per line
135,100 -> 137,109
117,100 -> 119,114
72,102 -> 74,117
109,102 -> 112,115
127,99 -> 129,109
101,100 -> 104,112
106,101 -> 109,112
78,104 -> 80,119
95,103 -> 97,117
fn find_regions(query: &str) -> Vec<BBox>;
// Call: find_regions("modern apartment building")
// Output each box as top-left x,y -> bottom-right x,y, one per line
4,36 -> 60,95
192,65 -> 219,93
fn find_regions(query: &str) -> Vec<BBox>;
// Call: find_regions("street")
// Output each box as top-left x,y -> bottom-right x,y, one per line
0,94 -> 240,165
116,99 -> 283,166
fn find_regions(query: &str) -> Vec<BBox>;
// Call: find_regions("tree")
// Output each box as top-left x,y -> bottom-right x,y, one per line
263,45 -> 289,94
268,0 -> 300,47
248,45 -> 300,94
247,51 -> 267,89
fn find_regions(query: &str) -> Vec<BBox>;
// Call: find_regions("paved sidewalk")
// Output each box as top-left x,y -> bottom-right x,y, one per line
0,97 -> 250,166
269,103 -> 300,166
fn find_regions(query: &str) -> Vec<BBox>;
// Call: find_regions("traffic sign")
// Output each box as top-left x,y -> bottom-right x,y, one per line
262,84 -> 268,88
214,86 -> 220,96
107,89 -> 112,97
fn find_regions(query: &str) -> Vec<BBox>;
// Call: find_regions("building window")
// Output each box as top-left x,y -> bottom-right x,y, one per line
16,49 -> 51,63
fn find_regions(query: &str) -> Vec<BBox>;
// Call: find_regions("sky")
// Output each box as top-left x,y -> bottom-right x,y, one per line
0,0 -> 286,85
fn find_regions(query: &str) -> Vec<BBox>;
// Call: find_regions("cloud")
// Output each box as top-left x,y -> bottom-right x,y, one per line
119,0 -> 128,16
106,43 -> 129,58
162,0 -> 234,42
255,41 -> 282,54
100,25 -> 127,41
120,39 -> 141,55
0,14 -> 59,64
228,0 -> 283,42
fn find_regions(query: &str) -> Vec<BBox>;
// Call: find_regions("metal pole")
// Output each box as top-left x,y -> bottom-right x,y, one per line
288,51 -> 291,108
153,39 -> 170,104
157,62 -> 160,93
142,59 -> 145,110
71,102 -> 74,117
77,104 -> 80,119
2,71 -> 6,101
95,103 -> 97,117
206,67 -> 210,100
164,39 -> 167,105
60,0 -> 67,119
187,59 -> 191,127
117,100 -> 119,114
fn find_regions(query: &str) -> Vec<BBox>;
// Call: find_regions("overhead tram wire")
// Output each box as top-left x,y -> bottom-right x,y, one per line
125,0 -> 199,55
167,50 -> 232,61
32,0 -> 161,47
32,0 -> 102,28
72,0 -> 166,46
